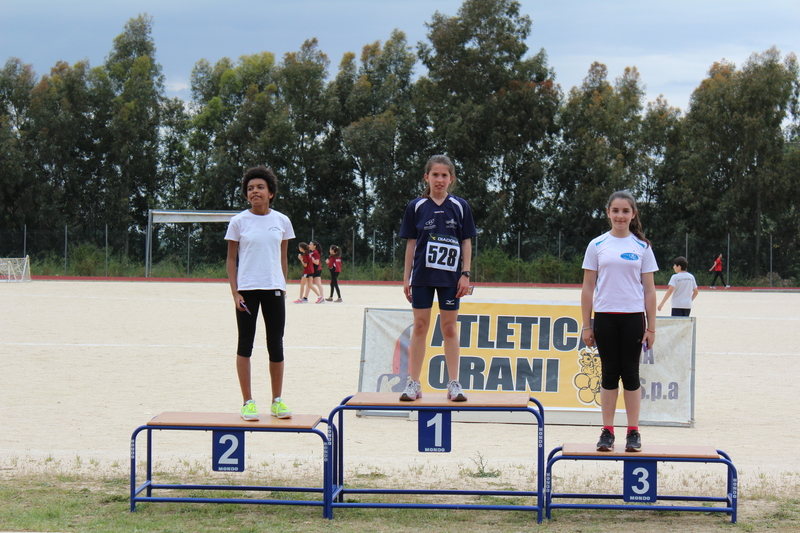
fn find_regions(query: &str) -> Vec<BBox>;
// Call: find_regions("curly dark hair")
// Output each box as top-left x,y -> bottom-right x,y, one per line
241,166 -> 278,201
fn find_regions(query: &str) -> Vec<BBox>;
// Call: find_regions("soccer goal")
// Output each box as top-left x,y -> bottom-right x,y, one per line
0,255 -> 31,282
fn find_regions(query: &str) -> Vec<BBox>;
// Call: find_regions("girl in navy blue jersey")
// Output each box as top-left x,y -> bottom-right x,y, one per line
398,155 -> 477,402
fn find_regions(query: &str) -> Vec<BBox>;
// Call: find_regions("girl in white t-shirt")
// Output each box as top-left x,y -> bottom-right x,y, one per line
225,166 -> 294,421
581,191 -> 658,453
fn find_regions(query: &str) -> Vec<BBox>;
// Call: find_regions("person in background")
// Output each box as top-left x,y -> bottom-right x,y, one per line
325,244 -> 343,302
658,256 -> 699,316
708,253 -> 729,288
293,242 -> 315,304
308,241 -> 325,304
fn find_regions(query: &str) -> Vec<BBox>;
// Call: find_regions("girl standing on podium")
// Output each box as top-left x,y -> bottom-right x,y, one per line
398,155 -> 477,402
581,190 -> 657,452
225,166 -> 294,421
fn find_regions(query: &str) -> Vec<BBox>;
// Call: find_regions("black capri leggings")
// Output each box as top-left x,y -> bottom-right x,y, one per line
329,270 -> 341,299
593,312 -> 644,391
236,290 -> 286,362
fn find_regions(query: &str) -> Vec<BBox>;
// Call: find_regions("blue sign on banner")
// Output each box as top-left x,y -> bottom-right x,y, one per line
213,430 -> 245,472
418,411 -> 451,452
623,460 -> 657,502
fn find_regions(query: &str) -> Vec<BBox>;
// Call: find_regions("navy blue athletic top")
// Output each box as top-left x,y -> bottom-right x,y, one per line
399,194 -> 477,287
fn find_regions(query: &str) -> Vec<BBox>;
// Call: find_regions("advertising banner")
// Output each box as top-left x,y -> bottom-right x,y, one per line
358,301 -> 695,426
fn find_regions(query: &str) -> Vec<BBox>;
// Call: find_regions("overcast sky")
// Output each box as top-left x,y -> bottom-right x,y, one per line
2,0 -> 798,113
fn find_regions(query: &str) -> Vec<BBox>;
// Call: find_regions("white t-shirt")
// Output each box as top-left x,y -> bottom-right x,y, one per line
224,209 -> 295,291
582,232 -> 658,313
668,271 -> 697,309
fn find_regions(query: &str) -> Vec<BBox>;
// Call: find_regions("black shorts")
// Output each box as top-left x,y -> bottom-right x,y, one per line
593,312 -> 644,391
410,285 -> 459,311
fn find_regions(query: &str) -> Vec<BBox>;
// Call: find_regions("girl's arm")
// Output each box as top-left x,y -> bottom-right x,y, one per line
403,239 -> 415,303
456,238 -> 472,298
642,272 -> 657,348
657,286 -> 675,311
280,239 -> 289,290
580,269 -> 597,347
226,240 -> 246,311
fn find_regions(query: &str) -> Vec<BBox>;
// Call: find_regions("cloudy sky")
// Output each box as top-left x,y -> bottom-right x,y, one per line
2,0 -> 798,112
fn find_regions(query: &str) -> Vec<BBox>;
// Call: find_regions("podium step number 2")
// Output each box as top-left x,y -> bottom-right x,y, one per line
418,411 -> 451,452
213,430 -> 245,471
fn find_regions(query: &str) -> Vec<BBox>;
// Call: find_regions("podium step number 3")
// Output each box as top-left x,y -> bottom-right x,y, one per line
418,411 -> 451,452
624,460 -> 656,502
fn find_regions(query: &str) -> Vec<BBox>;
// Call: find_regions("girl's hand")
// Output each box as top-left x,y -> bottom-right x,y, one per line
582,327 -> 594,347
233,292 -> 247,312
403,282 -> 412,303
643,328 -> 656,349
456,275 -> 471,298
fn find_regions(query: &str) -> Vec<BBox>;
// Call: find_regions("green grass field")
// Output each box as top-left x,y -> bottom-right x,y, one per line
1,470 -> 799,533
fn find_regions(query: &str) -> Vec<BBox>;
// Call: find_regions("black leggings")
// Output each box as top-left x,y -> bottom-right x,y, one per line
593,312 -> 644,391
710,270 -> 726,286
329,270 -> 341,298
236,290 -> 285,362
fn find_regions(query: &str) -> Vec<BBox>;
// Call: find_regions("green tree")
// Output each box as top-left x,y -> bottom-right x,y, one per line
102,14 -> 165,251
637,96 -> 684,246
549,63 -> 645,242
680,48 -> 799,275
270,39 -> 332,238
27,61 -> 99,229
188,52 -> 278,210
340,30 -> 421,248
0,58 -> 36,228
418,0 -> 559,247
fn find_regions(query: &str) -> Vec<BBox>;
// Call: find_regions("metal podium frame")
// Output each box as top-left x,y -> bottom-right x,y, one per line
130,412 -> 332,518
545,444 -> 738,523
327,392 -> 546,522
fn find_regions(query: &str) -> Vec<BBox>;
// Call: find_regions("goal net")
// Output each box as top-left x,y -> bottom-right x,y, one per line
0,256 -> 31,282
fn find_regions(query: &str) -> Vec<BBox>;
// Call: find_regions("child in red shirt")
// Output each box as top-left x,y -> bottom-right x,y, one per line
325,245 -> 343,302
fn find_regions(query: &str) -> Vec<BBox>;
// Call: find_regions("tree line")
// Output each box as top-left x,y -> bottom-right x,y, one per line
2,0 -> 799,279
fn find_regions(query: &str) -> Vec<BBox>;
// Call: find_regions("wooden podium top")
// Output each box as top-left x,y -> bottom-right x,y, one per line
147,412 -> 322,430
561,443 -> 720,459
345,392 -> 533,408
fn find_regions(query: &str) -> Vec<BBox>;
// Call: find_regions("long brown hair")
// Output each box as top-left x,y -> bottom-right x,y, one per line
607,190 -> 650,247
421,155 -> 456,198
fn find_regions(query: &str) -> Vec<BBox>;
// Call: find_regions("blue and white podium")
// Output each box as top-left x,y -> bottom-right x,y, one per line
129,412 -> 332,517
327,392 -> 546,522
546,443 -> 738,523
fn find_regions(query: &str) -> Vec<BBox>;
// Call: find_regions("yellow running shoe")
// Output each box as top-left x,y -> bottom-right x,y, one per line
271,397 -> 292,419
241,399 -> 259,421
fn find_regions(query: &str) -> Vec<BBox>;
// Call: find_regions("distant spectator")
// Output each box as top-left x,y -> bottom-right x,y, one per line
708,253 -> 729,288
658,256 -> 699,316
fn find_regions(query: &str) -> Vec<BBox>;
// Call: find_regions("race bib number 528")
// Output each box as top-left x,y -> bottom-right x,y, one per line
425,234 -> 460,272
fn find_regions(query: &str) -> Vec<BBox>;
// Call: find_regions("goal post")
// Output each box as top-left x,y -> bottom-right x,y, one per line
0,255 -> 31,282
145,210 -> 240,277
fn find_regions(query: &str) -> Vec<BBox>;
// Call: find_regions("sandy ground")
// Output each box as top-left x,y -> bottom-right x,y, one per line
1,280 -> 799,495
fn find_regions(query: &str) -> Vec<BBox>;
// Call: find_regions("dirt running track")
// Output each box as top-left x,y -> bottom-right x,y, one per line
1,280 -> 798,497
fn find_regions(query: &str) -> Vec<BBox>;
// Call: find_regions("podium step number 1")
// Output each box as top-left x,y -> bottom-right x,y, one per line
418,411 -> 451,452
